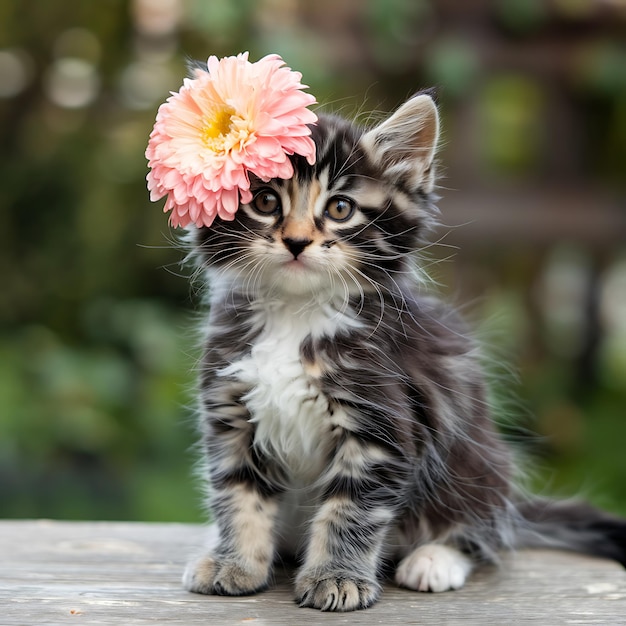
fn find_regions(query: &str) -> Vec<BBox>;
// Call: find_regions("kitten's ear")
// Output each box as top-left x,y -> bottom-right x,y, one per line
361,93 -> 440,192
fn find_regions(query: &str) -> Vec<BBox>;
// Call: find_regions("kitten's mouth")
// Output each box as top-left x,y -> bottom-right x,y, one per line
283,257 -> 310,270
278,256 -> 323,284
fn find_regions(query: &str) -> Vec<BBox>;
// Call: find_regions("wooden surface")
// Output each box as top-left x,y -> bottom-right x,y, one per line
1,520 -> 626,625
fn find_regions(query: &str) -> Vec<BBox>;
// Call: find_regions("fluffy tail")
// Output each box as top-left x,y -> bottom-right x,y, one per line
514,498 -> 626,567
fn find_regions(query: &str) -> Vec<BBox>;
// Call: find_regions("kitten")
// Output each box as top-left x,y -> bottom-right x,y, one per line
181,91 -> 626,611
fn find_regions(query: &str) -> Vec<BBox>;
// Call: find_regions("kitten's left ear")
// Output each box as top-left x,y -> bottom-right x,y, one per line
361,93 -> 440,192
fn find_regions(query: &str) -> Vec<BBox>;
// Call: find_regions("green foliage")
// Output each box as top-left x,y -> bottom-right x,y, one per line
494,0 -> 548,34
480,76 -> 545,175
425,38 -> 479,98
0,302 -> 202,521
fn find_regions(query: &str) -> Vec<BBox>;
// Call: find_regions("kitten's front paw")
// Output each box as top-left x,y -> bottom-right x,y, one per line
395,544 -> 472,592
183,554 -> 218,594
295,570 -> 381,611
183,554 -> 270,596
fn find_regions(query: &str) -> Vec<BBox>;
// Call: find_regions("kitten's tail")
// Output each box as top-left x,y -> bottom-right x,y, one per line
514,498 -> 626,567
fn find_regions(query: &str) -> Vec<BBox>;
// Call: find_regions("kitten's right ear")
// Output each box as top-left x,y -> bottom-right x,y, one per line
361,93 -> 440,192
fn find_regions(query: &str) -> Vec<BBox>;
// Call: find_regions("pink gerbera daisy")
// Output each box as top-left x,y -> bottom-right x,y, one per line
145,52 -> 318,228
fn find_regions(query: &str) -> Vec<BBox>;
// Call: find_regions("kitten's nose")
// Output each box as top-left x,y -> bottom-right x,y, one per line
283,237 -> 312,259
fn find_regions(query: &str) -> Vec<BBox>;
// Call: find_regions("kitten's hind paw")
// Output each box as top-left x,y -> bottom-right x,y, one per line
183,554 -> 270,596
295,571 -> 381,611
395,544 -> 472,593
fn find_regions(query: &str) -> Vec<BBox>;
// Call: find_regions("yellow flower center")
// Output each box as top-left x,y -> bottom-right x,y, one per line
201,106 -> 236,152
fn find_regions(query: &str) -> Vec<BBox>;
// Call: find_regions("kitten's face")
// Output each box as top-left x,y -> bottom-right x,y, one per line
239,169 -> 381,296
193,95 -> 439,300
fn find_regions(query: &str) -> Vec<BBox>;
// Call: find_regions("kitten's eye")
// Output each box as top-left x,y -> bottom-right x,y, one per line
325,197 -> 356,222
252,189 -> 281,215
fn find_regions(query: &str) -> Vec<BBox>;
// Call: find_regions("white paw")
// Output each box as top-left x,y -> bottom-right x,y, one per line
395,544 -> 472,592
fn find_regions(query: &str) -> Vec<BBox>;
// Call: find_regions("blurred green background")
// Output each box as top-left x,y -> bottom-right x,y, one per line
1,0 -> 625,522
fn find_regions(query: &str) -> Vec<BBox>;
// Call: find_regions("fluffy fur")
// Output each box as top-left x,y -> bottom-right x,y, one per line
182,90 -> 626,611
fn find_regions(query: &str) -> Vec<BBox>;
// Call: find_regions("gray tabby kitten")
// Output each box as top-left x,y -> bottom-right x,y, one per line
182,91 -> 626,611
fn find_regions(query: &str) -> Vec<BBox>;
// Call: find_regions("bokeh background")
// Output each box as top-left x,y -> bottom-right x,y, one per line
1,0 -> 625,522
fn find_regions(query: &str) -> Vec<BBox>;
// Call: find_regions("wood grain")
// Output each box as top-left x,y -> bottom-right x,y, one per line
1,520 -> 625,625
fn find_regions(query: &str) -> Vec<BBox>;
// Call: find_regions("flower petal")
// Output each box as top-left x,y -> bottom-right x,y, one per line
146,52 -> 317,228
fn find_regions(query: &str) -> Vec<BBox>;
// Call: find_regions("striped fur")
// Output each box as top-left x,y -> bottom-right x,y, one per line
182,94 -> 626,611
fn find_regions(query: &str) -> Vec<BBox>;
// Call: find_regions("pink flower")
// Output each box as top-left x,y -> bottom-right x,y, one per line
145,52 -> 317,228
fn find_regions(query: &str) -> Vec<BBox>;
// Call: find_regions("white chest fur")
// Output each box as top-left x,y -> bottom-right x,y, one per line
219,298 -> 356,478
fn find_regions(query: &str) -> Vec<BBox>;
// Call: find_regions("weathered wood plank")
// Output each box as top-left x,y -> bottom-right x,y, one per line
1,520 -> 625,625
